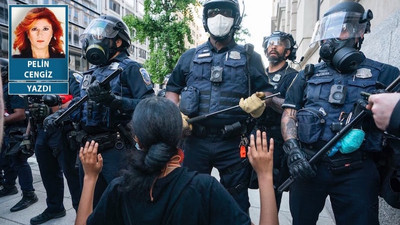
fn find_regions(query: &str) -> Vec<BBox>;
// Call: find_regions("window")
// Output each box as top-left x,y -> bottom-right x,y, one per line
109,0 -> 120,14
75,56 -> 81,70
68,25 -> 72,43
0,0 -> 7,24
74,10 -> 79,23
129,45 -> 135,56
73,27 -> 79,45
84,14 -> 89,26
138,48 -> 146,59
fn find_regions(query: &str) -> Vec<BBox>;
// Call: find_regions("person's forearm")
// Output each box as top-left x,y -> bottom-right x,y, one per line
165,91 -> 180,105
281,108 -> 298,141
75,176 -> 98,225
4,110 -> 26,125
258,173 -> 278,225
269,97 -> 284,114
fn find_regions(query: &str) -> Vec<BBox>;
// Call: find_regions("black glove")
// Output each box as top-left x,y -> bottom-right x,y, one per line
284,139 -> 316,180
87,80 -> 115,105
43,108 -> 66,132
30,103 -> 51,121
19,134 -> 34,159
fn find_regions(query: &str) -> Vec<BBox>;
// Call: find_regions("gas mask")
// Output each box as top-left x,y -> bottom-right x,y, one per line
311,9 -> 372,73
80,17 -> 127,65
319,38 -> 365,73
207,14 -> 234,37
82,36 -> 117,65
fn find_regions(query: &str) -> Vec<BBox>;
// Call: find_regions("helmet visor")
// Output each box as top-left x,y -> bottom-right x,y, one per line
263,36 -> 291,49
311,11 -> 367,44
79,18 -> 119,43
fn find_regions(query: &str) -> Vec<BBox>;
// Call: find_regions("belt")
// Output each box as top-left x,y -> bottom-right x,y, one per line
192,124 -> 224,137
82,131 -> 126,152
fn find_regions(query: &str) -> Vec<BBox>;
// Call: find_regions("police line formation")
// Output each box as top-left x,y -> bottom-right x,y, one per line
1,1 -> 400,225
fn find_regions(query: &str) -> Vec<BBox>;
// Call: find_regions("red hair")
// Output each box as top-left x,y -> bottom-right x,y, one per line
13,7 -> 64,55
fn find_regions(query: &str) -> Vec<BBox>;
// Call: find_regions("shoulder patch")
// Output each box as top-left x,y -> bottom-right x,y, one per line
139,68 -> 152,85
72,72 -> 83,83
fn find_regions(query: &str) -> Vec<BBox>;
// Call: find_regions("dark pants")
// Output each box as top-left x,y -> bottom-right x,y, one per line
289,158 -> 380,225
35,127 -> 81,212
183,135 -> 250,213
0,131 -> 34,192
78,141 -> 129,208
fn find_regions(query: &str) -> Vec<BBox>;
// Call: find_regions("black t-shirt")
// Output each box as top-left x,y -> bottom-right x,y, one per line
87,167 -> 250,225
3,84 -> 27,127
259,63 -> 298,127
388,100 -> 400,135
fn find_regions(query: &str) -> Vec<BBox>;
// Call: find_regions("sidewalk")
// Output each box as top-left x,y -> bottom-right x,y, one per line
0,157 -> 336,225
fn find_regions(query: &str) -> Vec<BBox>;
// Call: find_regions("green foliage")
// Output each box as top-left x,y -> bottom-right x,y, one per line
235,13 -> 250,44
124,0 -> 198,84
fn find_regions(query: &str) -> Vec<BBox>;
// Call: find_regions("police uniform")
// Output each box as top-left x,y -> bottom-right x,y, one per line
283,58 -> 400,225
75,51 -> 154,206
33,70 -> 82,214
256,62 -> 297,208
167,40 -> 272,212
388,100 -> 400,135
0,84 -> 34,195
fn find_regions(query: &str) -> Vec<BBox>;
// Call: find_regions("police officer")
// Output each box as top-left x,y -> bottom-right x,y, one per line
46,15 -> 154,208
281,2 -> 400,225
0,58 -> 38,212
166,0 -> 275,213
257,31 -> 298,209
29,70 -> 82,225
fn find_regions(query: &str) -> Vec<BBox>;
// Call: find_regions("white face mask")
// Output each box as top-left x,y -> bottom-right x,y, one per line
207,14 -> 234,37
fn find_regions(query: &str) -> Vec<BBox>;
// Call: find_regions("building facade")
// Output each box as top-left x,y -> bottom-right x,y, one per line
270,0 -> 400,224
271,0 -> 400,70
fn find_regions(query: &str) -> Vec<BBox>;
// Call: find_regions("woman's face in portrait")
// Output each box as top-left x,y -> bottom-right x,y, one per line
27,18 -> 53,51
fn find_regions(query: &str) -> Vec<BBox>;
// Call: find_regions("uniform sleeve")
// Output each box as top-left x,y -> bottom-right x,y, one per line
68,72 -> 81,98
279,70 -> 298,98
86,180 -> 122,225
9,95 -> 27,111
377,64 -> 400,91
117,62 -> 155,112
166,48 -> 196,94
388,100 -> 400,135
249,52 -> 274,93
282,70 -> 306,110
209,178 -> 251,225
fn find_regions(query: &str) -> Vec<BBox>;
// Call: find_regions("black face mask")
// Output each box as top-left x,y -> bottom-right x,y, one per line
319,38 -> 365,73
82,36 -> 117,65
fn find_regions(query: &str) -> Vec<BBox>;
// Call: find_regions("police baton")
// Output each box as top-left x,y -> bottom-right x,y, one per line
187,92 -> 280,124
278,74 -> 400,193
54,68 -> 123,125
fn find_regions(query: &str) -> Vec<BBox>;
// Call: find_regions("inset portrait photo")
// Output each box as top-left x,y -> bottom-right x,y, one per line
8,5 -> 69,95
10,6 -> 66,59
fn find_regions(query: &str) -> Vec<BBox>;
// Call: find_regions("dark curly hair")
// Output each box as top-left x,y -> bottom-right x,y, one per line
119,97 -> 183,198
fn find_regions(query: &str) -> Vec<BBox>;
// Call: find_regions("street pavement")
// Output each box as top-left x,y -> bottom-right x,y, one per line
0,156 -> 336,225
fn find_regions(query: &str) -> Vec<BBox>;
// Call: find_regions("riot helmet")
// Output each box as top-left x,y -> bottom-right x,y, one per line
263,31 -> 297,62
311,1 -> 373,73
202,0 -> 242,41
0,58 -> 8,83
80,15 -> 131,65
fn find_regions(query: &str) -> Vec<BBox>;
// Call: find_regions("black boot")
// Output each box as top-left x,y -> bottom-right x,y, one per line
0,185 -> 18,197
10,191 -> 38,212
30,209 -> 66,225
